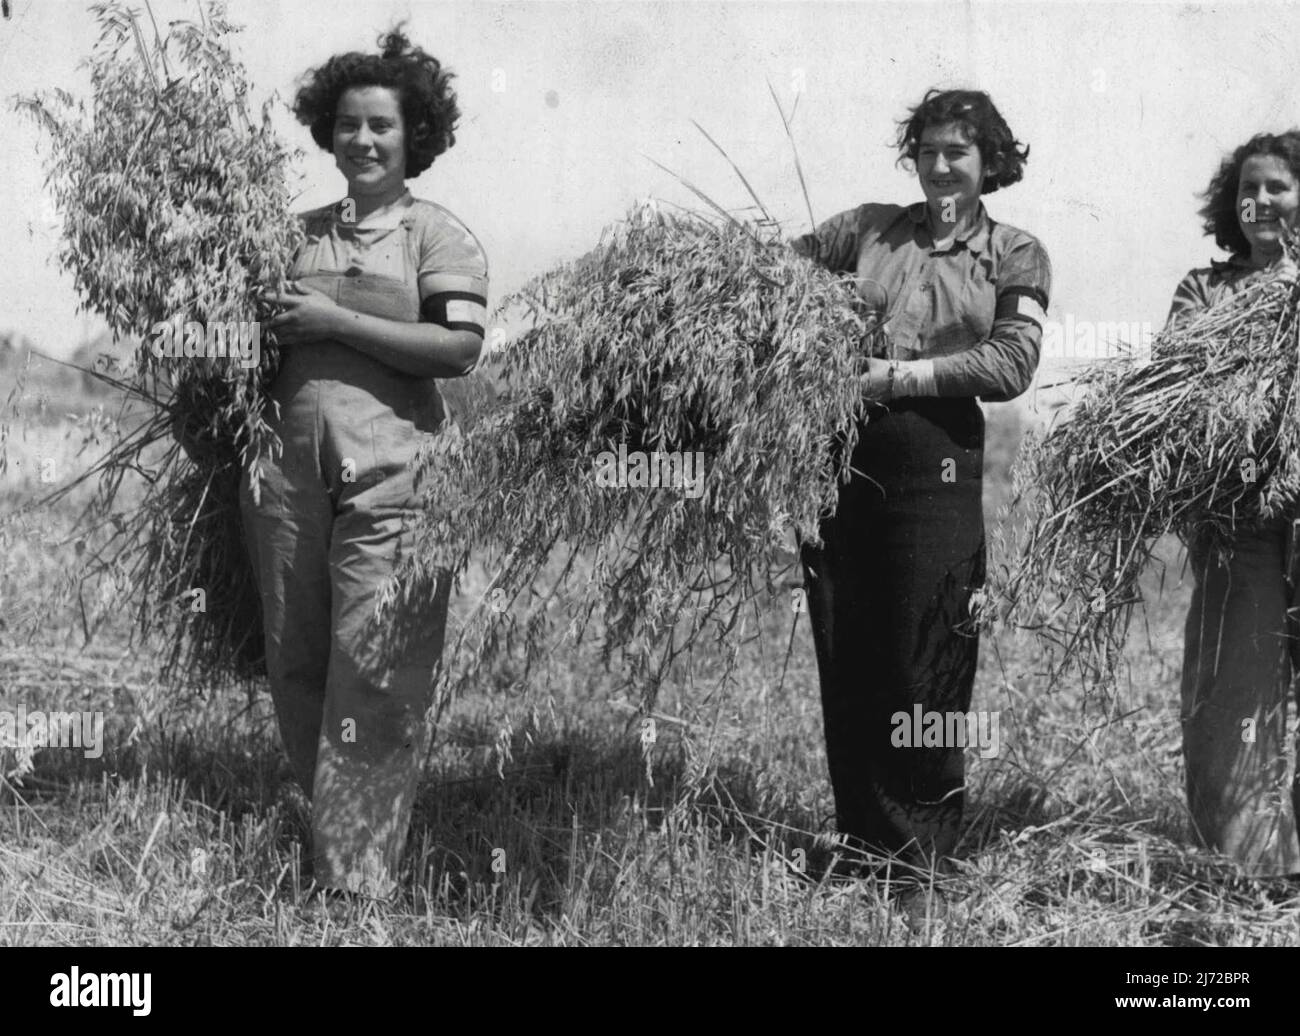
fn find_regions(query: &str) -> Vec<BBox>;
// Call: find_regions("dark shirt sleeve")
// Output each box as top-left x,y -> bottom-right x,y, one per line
931,234 -> 1052,403
1165,268 -> 1210,331
790,206 -> 863,273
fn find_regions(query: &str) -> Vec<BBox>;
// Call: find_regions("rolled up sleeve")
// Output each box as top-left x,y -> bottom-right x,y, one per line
931,235 -> 1052,403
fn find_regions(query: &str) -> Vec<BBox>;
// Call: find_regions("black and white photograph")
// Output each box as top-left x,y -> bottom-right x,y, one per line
0,0 -> 1296,995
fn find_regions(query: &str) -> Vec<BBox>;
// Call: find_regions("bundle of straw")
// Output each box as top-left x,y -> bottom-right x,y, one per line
384,198 -> 880,712
15,1 -> 301,686
992,263 -> 1300,690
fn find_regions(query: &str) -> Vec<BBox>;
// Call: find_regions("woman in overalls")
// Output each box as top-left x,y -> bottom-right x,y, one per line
793,89 -> 1050,916
1167,131 -> 1300,879
244,29 -> 488,899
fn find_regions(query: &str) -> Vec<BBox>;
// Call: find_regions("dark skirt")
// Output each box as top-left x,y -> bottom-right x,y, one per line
800,396 -> 986,865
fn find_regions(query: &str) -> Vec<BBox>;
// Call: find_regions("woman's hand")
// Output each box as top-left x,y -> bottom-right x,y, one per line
859,356 -> 894,403
264,282 -> 343,344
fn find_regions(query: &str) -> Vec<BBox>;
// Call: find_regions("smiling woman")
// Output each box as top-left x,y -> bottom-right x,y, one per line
1167,130 -> 1300,880
238,26 -> 489,902
792,88 -> 1050,925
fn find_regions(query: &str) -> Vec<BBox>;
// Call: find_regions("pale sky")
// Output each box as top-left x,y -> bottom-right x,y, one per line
2,0 -> 1297,388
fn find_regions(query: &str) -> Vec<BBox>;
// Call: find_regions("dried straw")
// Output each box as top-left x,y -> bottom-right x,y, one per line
992,260 -> 1300,691
14,1 -> 301,688
384,199 -> 881,714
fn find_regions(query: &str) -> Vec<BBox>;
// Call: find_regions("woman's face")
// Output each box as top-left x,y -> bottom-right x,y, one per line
916,121 -> 986,217
333,85 -> 408,199
1237,153 -> 1300,257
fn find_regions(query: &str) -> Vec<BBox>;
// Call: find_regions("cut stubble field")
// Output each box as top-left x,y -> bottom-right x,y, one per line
1,399 -> 1297,946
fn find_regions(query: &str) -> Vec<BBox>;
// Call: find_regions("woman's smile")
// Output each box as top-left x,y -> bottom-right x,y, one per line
1236,153 -> 1300,264
333,85 -> 408,204
916,121 -> 986,228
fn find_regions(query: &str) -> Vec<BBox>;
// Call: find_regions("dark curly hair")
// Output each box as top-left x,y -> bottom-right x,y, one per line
1198,131 -> 1300,256
292,26 -> 460,179
895,89 -> 1029,194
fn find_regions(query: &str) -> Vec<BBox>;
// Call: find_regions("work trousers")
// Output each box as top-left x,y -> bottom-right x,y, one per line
1181,520 -> 1300,876
240,341 -> 450,898
800,397 -> 986,868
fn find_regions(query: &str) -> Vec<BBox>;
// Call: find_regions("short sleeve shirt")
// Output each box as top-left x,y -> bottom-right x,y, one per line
792,201 -> 1051,402
294,189 -> 489,328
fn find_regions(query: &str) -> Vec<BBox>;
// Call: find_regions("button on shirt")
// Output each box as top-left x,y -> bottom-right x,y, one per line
792,201 -> 1052,402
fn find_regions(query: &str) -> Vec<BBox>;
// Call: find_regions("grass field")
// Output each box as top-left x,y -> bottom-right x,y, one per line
1,364 -> 1297,946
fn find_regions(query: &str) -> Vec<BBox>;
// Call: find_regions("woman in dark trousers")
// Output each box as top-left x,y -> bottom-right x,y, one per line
794,89 -> 1050,917
1167,131 -> 1300,879
244,29 -> 488,901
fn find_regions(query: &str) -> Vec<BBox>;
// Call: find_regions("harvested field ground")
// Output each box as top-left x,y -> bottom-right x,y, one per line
1,384 -> 1297,946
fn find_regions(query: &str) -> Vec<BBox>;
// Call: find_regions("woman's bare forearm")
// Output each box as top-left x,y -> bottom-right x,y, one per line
323,307 -> 483,377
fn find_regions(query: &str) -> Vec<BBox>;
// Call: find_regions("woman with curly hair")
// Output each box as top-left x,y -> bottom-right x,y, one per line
1167,131 -> 1300,878
243,27 -> 489,900
793,89 -> 1051,920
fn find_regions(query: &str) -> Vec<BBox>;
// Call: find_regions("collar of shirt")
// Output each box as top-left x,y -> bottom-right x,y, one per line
905,200 -> 991,255
331,189 -> 416,231
1209,252 -> 1256,276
